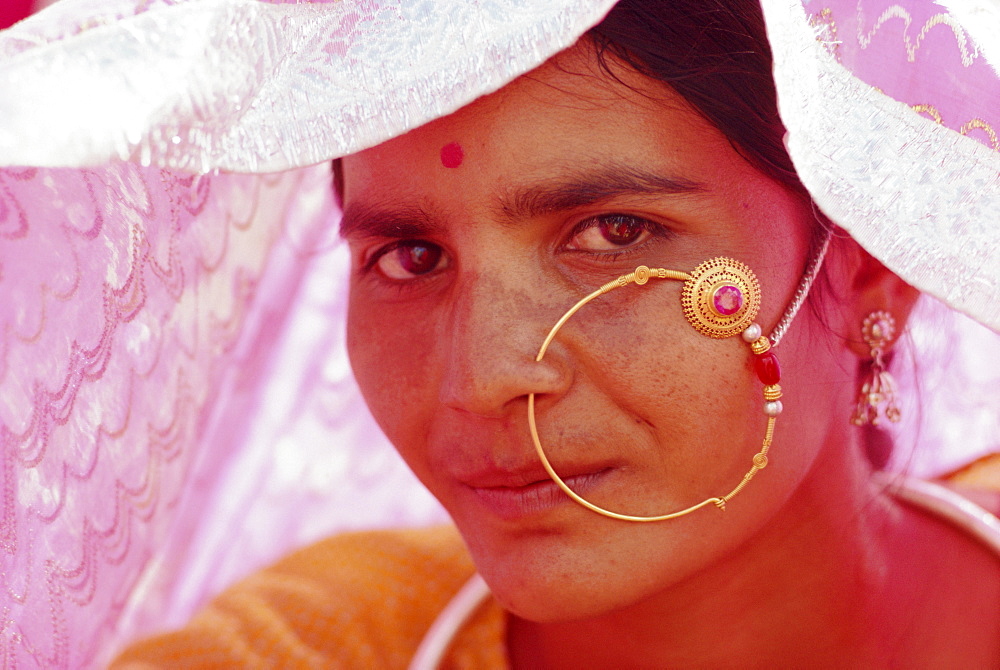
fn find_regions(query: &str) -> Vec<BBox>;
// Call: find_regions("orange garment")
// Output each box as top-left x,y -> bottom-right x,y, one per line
112,460 -> 1000,669
945,452 -> 1000,493
111,526 -> 508,669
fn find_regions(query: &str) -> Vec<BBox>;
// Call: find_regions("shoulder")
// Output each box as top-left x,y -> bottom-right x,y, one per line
940,452 -> 1000,516
112,525 -> 476,669
877,465 -> 1000,665
882,455 -> 1000,557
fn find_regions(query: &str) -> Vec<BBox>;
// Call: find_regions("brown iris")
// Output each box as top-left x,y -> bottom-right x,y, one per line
599,215 -> 644,245
395,243 -> 441,275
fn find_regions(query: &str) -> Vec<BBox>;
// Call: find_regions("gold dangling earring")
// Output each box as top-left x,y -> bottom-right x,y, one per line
851,311 -> 901,426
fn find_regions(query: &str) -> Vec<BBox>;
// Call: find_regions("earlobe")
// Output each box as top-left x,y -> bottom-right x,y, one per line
841,242 -> 921,359
833,241 -> 920,427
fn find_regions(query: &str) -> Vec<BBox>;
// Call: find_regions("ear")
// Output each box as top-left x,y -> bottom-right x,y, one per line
836,239 -> 921,358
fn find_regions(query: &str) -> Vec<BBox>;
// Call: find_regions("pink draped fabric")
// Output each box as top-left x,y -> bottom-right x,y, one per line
771,0 -> 1000,473
1,0 -> 997,667
0,164 -> 305,664
814,0 -> 1000,149
0,160 -> 447,666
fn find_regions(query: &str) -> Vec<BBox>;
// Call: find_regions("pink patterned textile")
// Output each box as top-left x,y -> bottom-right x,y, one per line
814,0 -> 1000,149
0,0 -> 998,668
0,1 -> 617,666
761,0 -> 1000,471
0,164 -> 305,665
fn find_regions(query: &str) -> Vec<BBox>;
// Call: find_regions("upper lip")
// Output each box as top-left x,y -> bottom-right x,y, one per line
457,462 -> 612,490
437,419 -> 622,490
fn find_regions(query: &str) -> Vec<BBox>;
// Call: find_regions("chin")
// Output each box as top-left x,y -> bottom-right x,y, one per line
451,513 -> 665,624
478,563 -> 603,623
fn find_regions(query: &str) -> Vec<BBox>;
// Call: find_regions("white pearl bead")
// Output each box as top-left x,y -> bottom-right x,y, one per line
764,400 -> 783,416
742,323 -> 762,342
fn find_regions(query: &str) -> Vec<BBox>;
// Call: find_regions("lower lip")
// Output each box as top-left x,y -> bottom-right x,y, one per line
467,471 -> 609,520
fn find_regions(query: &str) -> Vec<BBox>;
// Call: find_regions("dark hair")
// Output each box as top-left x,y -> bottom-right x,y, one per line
587,0 -> 804,196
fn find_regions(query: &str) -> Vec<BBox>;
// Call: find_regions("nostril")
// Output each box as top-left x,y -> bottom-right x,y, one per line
440,276 -> 574,417
438,343 -> 571,419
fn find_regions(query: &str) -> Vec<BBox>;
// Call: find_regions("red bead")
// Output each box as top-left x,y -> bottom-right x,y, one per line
754,352 -> 781,385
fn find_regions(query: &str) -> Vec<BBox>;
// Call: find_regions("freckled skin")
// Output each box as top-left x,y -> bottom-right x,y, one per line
345,41 -> 823,616
340,42 -> 996,668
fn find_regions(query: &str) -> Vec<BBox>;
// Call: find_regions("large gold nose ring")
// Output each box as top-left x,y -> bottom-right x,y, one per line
527,258 -> 780,522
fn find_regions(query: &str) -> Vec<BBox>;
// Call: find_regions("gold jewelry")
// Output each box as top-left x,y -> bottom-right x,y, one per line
528,259 -> 779,522
681,257 -> 762,338
850,311 -> 901,426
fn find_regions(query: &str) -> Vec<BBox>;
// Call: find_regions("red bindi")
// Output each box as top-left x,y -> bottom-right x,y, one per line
440,142 -> 464,168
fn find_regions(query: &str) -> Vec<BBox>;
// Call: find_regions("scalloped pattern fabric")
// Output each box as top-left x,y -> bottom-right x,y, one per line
0,164 -> 305,666
760,0 -> 1000,471
111,166 -> 449,659
0,1 -> 618,666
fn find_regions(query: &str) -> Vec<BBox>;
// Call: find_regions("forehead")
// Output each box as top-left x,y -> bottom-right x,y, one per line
340,41 -> 751,214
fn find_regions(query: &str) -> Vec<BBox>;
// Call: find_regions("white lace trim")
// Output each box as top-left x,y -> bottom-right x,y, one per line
762,0 -> 1000,332
0,0 -> 617,172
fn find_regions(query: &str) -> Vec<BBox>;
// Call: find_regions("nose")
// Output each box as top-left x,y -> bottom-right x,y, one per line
438,269 -> 571,419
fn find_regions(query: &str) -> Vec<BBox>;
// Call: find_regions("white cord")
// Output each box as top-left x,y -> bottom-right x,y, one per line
768,226 -> 832,346
407,573 -> 491,670
874,472 -> 1000,555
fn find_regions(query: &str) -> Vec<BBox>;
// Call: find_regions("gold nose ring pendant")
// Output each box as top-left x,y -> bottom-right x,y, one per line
527,258 -> 780,522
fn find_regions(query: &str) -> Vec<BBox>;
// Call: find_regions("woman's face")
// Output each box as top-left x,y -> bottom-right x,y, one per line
341,44 -> 853,620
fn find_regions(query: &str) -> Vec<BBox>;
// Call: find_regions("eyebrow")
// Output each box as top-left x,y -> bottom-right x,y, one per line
339,202 -> 439,240
338,163 -> 705,239
496,163 -> 705,222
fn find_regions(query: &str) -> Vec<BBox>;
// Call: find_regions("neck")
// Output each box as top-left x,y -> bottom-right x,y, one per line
507,440 -> 916,668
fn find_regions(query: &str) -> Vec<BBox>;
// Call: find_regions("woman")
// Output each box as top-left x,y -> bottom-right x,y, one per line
105,0 -> 1000,666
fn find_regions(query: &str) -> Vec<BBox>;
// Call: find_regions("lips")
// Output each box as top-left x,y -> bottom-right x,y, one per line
459,467 -> 612,520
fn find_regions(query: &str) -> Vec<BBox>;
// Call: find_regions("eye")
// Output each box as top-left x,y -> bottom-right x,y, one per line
567,214 -> 655,251
373,241 -> 446,279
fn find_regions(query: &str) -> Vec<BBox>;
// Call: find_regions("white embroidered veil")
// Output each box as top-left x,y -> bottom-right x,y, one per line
0,0 -> 997,666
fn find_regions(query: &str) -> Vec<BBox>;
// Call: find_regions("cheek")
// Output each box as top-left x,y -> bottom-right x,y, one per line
606,332 -> 755,446
570,293 -> 762,481
582,287 -> 752,392
346,290 -> 439,453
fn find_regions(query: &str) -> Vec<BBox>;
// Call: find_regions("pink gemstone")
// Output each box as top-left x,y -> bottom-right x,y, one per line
712,284 -> 743,316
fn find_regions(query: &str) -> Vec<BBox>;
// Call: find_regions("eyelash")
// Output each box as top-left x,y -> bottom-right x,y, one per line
362,240 -> 408,273
564,213 -> 671,253
360,213 -> 671,281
